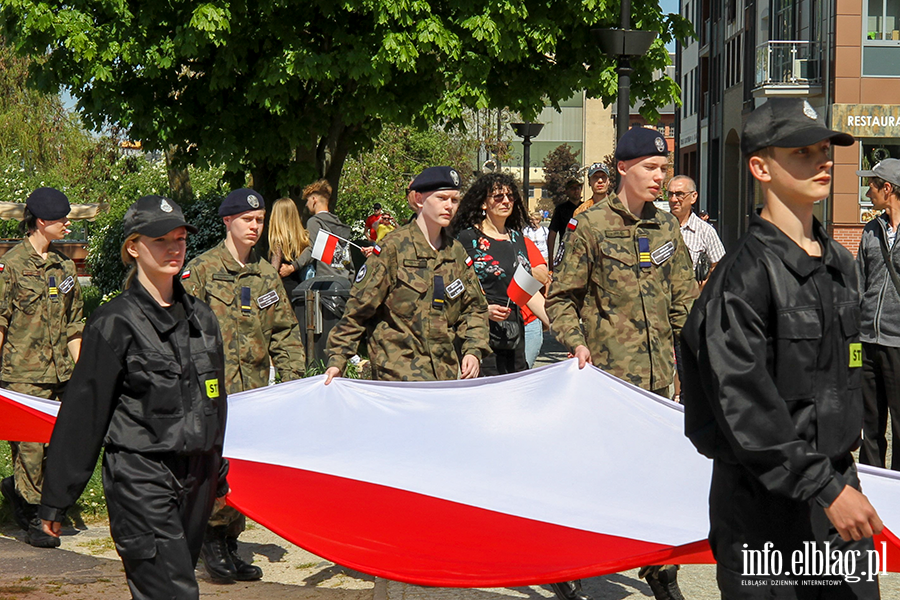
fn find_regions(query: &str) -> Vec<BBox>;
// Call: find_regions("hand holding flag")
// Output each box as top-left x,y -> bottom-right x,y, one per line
507,264 -> 543,309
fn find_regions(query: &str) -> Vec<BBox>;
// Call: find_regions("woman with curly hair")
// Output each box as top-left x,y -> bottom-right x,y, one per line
268,197 -> 311,298
452,172 -> 548,375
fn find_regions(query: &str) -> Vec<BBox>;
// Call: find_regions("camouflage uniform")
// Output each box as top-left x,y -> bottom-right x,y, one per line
327,222 -> 490,381
0,240 -> 83,504
183,241 -> 305,394
546,192 -> 698,394
183,240 -> 305,531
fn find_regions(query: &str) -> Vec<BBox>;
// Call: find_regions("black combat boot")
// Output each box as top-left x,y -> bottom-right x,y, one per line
200,526 -> 236,583
226,535 -> 263,581
26,515 -> 60,548
1,477 -> 29,531
549,579 -> 593,600
639,565 -> 685,600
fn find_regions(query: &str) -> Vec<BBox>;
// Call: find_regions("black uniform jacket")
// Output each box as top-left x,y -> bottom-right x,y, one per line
40,279 -> 228,522
681,214 -> 863,507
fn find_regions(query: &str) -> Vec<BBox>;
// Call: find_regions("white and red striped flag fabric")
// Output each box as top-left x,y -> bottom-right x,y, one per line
3,361 -> 900,586
311,229 -> 341,264
507,264 -> 543,309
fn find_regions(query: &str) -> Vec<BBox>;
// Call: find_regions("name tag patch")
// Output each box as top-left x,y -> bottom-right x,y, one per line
605,229 -> 630,238
650,241 -> 675,266
446,278 -> 465,299
257,289 -> 280,309
205,379 -> 220,398
58,276 -> 75,295
850,343 -> 863,368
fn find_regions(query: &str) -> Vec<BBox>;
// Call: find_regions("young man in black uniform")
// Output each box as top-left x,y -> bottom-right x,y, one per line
681,98 -> 883,598
39,196 -> 229,600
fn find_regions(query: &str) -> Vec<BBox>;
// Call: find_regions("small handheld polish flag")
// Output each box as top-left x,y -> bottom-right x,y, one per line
506,264 -> 543,309
312,230 -> 341,264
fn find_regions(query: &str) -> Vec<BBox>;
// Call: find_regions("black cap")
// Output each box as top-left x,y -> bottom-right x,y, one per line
615,127 -> 669,162
742,98 -> 854,155
858,158 -> 900,188
408,166 -> 461,193
218,188 -> 266,217
588,162 -> 611,177
26,187 -> 70,220
123,195 -> 197,238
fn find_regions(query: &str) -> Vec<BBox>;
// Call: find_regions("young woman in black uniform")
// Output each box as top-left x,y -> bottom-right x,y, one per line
38,196 -> 229,599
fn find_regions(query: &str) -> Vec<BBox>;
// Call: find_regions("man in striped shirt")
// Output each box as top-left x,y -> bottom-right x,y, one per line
666,175 -> 725,287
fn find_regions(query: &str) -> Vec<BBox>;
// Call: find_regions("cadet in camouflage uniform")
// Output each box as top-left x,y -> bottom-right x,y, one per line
182,188 -> 305,583
325,166 -> 490,383
0,188 -> 83,549
545,128 -> 698,600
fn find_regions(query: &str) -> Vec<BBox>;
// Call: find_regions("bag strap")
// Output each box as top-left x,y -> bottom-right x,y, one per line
877,224 -> 900,297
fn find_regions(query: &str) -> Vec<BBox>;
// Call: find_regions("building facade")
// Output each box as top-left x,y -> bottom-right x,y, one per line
676,0 -> 900,252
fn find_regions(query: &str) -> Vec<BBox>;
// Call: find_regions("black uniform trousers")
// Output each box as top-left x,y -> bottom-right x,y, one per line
710,460 -> 879,600
859,342 -> 900,470
104,449 -> 220,600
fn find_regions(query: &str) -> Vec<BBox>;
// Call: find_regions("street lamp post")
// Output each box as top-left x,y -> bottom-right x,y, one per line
510,122 -> 544,203
593,1 -> 657,142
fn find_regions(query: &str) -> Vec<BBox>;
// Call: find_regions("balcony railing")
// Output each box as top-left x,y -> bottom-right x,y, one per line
755,41 -> 822,90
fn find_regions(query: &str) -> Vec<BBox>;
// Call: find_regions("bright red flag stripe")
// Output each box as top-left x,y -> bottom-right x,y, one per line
0,392 -> 55,444
225,458 -> 714,587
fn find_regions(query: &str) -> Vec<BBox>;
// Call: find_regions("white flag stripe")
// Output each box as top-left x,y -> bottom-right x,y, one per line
512,264 -> 542,297
223,361 -> 714,546
311,230 -> 334,262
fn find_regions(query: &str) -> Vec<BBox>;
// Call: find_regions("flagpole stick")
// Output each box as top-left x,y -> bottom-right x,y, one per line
506,297 -> 510,309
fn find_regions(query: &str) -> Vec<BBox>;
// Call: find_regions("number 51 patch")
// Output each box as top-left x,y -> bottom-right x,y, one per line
849,343 -> 863,368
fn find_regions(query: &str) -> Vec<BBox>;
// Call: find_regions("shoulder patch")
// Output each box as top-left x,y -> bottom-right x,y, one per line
58,276 -> 75,295
0,264 -> 5,272
446,278 -> 465,299
181,269 -> 191,280
567,218 -> 578,231
465,255 -> 473,267
257,289 -> 280,309
355,264 -> 368,283
651,241 -> 676,266
372,245 -> 381,256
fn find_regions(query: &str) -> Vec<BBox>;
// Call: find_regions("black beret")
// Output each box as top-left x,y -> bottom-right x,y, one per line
615,127 -> 669,162
26,187 -> 70,221
124,195 -> 197,238
219,188 -> 266,217
741,98 -> 854,155
409,166 -> 461,193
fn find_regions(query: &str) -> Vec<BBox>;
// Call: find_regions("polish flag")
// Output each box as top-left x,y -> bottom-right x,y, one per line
4,362 -> 900,586
312,230 -> 340,264
506,264 -> 542,309
567,218 -> 577,231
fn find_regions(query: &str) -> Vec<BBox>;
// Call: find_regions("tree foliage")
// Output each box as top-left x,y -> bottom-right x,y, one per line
1,0 -> 692,207
542,143 -> 582,208
337,124 -> 477,231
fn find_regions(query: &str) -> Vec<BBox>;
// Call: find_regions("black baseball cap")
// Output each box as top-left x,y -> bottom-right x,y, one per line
26,187 -> 70,220
123,195 -> 197,238
857,158 -> 900,188
615,127 -> 669,162
741,98 -> 854,155
219,188 -> 266,217
408,166 -> 461,193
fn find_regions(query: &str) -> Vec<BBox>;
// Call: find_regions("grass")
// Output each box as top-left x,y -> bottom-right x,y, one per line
79,536 -> 116,555
0,440 -> 108,526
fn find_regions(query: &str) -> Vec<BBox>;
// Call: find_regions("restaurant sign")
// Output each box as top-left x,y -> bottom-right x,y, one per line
832,104 -> 900,138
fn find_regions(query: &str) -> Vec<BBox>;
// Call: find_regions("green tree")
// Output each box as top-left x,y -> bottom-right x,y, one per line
1,0 -> 691,208
541,143 -> 582,211
337,124 -> 477,232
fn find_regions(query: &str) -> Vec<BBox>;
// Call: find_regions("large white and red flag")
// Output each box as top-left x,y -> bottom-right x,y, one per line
506,264 -> 543,309
311,229 -> 341,264
3,361 -> 900,586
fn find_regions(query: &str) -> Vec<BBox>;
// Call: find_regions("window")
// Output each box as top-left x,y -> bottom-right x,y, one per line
868,0 -> 900,40
864,0 -> 900,75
